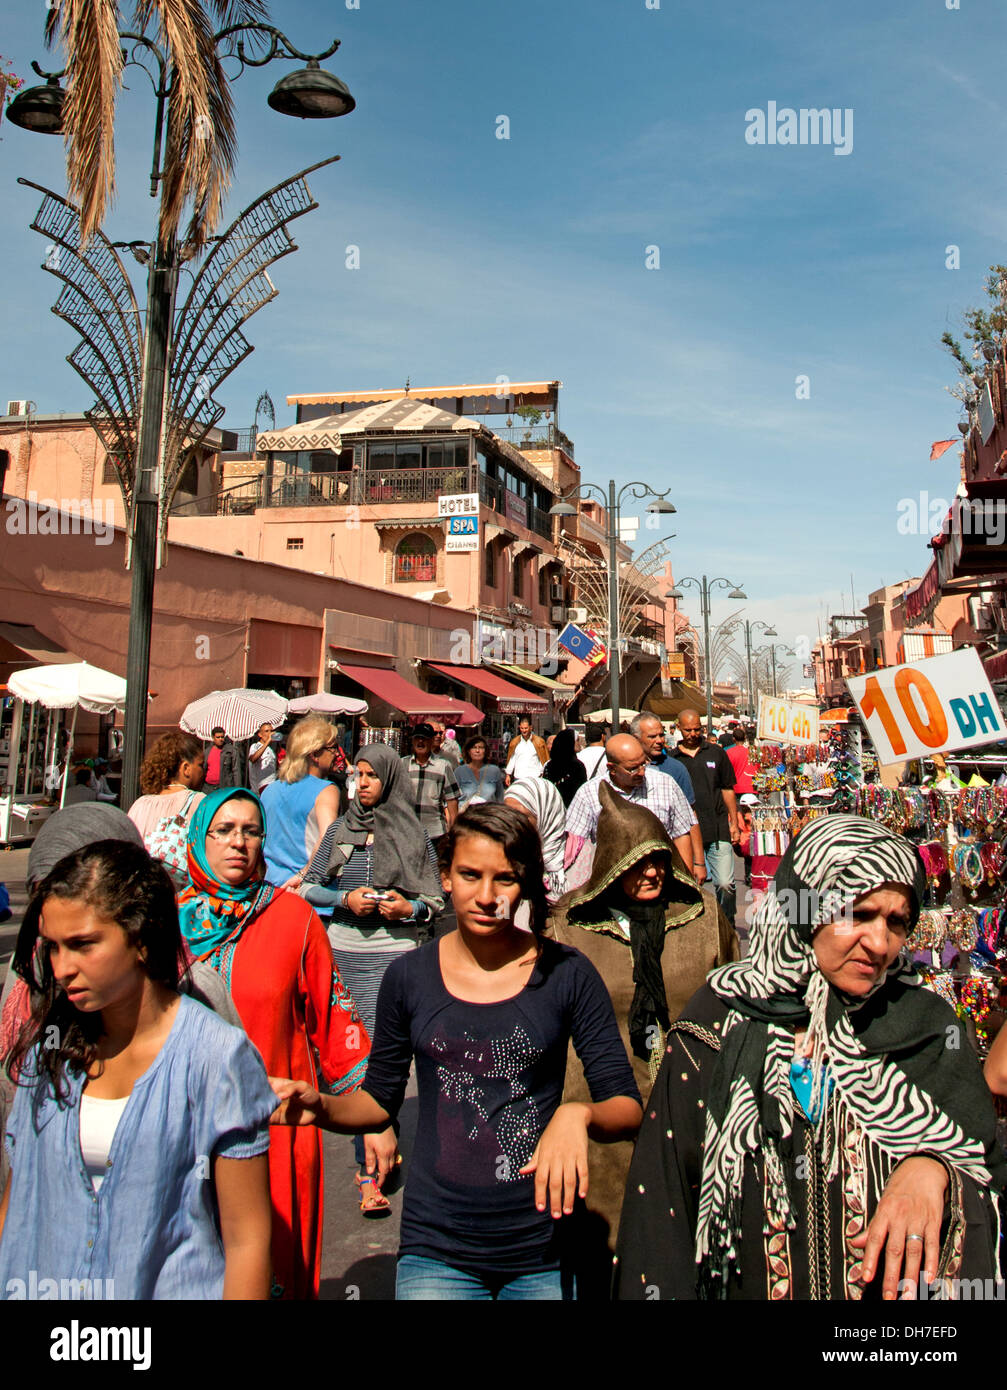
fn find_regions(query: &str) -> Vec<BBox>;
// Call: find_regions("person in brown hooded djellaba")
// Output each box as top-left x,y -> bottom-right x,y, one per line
549,780 -> 739,1297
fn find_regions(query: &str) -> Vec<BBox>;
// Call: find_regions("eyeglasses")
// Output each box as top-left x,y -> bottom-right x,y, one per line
207,824 -> 264,843
313,741 -> 339,755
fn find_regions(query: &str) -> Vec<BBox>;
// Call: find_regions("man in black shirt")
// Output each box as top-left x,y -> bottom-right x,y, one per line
667,711 -> 739,920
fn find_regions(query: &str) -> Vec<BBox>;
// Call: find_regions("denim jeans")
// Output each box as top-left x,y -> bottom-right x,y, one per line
704,839 -> 737,921
395,1254 -> 566,1301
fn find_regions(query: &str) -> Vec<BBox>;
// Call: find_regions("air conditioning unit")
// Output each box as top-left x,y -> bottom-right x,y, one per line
549,582 -> 564,603
550,606 -> 566,624
5,400 -> 30,417
568,607 -> 588,625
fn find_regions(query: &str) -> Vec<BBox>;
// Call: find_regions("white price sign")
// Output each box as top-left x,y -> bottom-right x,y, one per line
845,647 -> 1006,764
438,493 -> 479,517
757,695 -> 820,746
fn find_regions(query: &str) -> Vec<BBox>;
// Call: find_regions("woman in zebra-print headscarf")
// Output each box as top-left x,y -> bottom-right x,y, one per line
615,814 -> 1006,1301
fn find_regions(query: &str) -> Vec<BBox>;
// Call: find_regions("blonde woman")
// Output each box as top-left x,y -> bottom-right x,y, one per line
260,716 -> 344,899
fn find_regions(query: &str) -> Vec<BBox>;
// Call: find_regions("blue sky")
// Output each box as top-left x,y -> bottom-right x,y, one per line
3,0 -> 1006,685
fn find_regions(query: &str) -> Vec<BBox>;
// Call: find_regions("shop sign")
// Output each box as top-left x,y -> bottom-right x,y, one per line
663,653 -> 687,679
445,514 -> 479,552
504,491 -> 527,528
438,493 -> 479,517
846,648 -> 1006,763
757,694 -> 819,747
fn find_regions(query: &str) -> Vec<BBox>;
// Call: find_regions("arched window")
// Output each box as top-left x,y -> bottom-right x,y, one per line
394,532 -> 437,583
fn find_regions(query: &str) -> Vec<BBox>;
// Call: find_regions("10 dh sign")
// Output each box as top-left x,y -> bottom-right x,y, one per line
845,648 -> 1006,765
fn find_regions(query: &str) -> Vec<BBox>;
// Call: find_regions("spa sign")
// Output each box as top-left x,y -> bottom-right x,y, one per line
846,648 -> 1006,764
757,695 -> 819,747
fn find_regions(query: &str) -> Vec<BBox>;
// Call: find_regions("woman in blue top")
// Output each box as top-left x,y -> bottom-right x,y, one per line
272,803 -> 643,1300
0,840 -> 276,1300
261,715 -> 344,897
454,735 -> 505,809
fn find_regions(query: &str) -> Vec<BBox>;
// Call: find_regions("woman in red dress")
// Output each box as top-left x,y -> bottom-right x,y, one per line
177,787 -> 371,1299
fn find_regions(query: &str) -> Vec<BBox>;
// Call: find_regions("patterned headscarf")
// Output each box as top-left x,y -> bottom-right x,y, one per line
176,787 -> 276,960
695,813 -> 1003,1286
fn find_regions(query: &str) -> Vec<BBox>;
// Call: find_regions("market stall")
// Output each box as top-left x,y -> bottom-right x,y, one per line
1,661 -> 128,844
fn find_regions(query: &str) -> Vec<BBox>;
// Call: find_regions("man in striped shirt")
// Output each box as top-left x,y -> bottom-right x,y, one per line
401,723 -> 460,844
564,734 -> 697,876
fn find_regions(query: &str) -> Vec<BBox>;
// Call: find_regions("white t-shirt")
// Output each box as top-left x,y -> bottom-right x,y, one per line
577,746 -> 607,779
80,1094 -> 130,1192
248,742 -> 277,794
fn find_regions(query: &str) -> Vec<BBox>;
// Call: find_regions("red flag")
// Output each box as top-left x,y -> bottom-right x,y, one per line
930,439 -> 957,461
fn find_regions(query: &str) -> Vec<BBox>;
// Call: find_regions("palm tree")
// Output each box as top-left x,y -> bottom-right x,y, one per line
44,0 -> 268,250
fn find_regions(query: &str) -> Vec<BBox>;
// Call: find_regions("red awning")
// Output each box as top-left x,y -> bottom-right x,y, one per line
338,664 -> 483,725
425,662 -> 547,714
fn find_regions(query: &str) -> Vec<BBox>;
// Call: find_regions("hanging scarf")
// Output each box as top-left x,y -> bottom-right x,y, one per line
307,744 -> 443,907
564,781 -> 704,1059
177,787 -> 276,960
695,813 -> 1006,1287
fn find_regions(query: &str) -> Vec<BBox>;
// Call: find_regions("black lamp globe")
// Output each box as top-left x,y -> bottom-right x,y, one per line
6,77 -> 65,134
267,60 -> 355,119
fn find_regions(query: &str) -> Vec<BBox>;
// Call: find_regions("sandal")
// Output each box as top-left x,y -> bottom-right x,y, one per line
355,1172 -> 391,1217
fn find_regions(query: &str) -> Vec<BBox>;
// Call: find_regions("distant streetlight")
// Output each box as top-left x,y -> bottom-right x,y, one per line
551,483 -> 676,720
664,576 -> 746,727
742,619 -> 776,717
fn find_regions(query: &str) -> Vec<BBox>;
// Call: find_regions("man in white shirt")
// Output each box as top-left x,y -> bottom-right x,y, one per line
576,723 -> 608,779
505,717 -> 547,784
247,723 -> 278,795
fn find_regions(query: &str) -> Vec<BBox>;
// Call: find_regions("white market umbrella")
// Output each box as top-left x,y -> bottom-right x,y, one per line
287,693 -> 368,717
584,707 -> 639,725
8,661 -> 128,713
179,688 -> 289,741
7,662 -> 128,808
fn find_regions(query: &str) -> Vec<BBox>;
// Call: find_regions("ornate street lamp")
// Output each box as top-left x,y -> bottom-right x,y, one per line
10,22 -> 355,805
664,576 -> 747,728
550,483 -> 676,721
742,619 -> 777,718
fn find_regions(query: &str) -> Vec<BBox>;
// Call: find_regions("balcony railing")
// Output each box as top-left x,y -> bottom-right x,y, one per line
169,463 -> 556,541
488,423 -> 575,458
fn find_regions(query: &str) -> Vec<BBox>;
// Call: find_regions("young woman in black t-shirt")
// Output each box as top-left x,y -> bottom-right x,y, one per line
270,804 -> 642,1300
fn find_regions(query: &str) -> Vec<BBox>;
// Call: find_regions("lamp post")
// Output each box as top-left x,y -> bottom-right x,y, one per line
550,481 -> 676,723
9,24 -> 355,806
664,576 -> 747,729
742,619 -> 777,718
766,642 -> 796,697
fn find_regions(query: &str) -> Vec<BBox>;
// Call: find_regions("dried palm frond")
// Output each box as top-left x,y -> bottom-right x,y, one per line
44,0 -> 270,250
46,0 -> 123,246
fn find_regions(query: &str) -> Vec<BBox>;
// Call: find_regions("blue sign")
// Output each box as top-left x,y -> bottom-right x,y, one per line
448,515 -> 478,535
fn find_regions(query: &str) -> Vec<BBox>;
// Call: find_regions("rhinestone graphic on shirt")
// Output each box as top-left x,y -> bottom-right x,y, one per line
432,1023 -> 543,1182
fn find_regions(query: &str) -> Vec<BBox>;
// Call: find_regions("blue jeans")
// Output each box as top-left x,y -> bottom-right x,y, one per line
704,839 -> 737,920
395,1254 -> 566,1301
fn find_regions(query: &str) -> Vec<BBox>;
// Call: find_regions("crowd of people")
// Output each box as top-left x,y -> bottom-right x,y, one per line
0,707 -> 1004,1302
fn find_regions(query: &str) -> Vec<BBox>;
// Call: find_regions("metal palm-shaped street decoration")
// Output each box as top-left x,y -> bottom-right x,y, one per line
21,155 -> 337,547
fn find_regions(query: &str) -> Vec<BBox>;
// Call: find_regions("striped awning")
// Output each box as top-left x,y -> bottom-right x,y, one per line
258,399 -> 481,453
